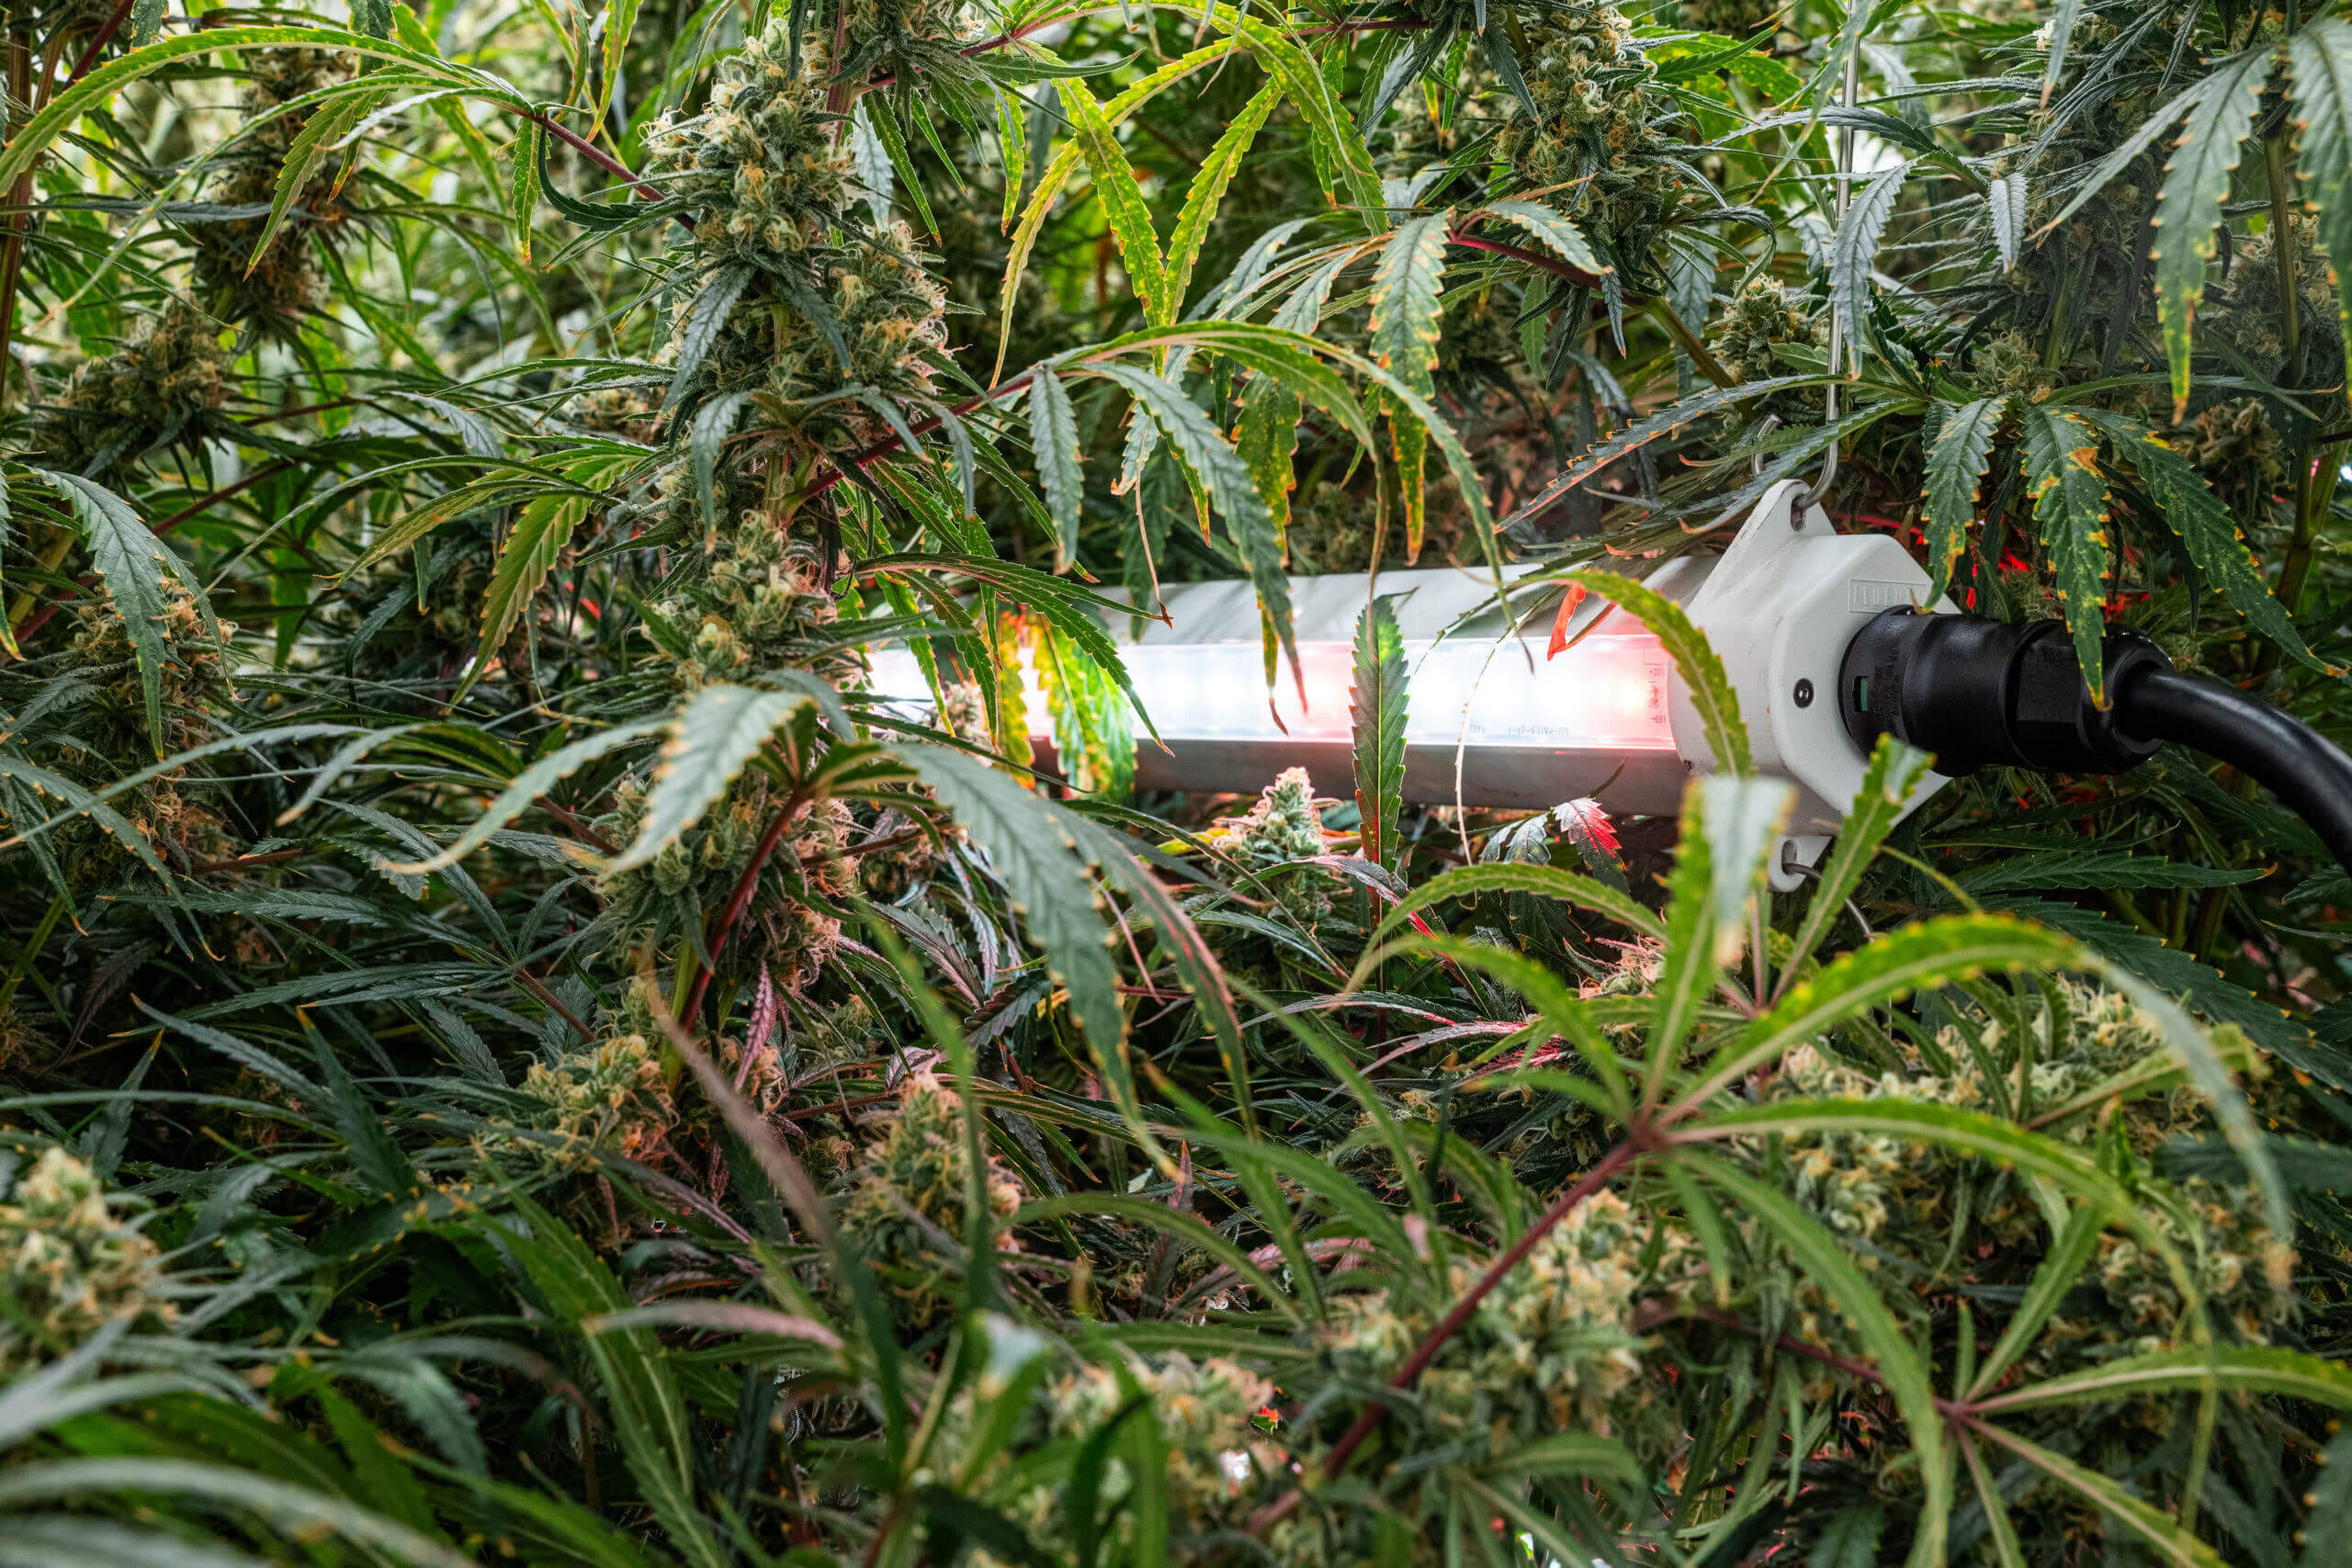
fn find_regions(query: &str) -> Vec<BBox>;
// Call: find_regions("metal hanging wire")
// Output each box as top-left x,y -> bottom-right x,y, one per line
1724,48 -> 1859,529
1804,45 -> 1862,509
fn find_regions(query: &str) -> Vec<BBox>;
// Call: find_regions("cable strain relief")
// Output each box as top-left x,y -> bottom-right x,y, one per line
2007,623 -> 2169,773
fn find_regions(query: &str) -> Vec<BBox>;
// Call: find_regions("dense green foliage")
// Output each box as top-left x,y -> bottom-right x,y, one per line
4,0 -> 2352,1562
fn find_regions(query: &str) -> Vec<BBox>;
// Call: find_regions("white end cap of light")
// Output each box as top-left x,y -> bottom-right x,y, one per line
1668,479 -> 1951,889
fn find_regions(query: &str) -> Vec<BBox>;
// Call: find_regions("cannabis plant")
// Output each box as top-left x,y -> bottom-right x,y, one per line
0,0 -> 2349,1562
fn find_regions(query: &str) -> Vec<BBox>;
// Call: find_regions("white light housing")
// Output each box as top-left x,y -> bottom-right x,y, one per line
868,480 -> 1948,887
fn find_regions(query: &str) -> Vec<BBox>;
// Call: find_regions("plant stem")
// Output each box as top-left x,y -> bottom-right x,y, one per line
680,783 -> 812,1029
67,0 -> 135,82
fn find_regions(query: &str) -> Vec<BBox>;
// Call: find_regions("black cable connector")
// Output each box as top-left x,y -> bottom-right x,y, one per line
1839,607 -> 2352,875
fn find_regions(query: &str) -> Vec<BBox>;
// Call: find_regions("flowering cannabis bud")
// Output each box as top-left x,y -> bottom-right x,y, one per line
840,1073 -> 1023,1325
513,1027 -> 677,1168
1225,768 -> 1327,863
0,1147 -> 171,1375
1493,3 -> 1690,266
1324,1189 -> 1690,1450
1708,277 -> 1815,385
187,49 -> 356,332
647,25 -> 850,267
36,302 -> 231,477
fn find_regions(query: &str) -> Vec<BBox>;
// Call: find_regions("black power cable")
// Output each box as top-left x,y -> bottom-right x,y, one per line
1838,607 -> 2352,876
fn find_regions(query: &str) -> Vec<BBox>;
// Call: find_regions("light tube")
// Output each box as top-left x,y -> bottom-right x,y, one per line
858,478 -> 1960,888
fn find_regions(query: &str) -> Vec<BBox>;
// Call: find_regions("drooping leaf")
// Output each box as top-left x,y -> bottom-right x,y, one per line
1686,1156 -> 1952,1554
1987,171 -> 2027,270
245,88 -> 379,277
2072,407 -> 2335,672
1165,81 -> 1281,312
2017,401 -> 2115,705
1027,369 -> 1083,570
1830,160 -> 1909,361
32,468 -> 215,758
1784,735 -> 1932,970
1369,212 -> 1450,558
1560,569 -> 1750,773
2148,46 -> 2270,417
385,719 -> 665,874
1922,395 -> 2007,603
1551,797 -> 1626,891
664,264 -> 754,409
2290,20 -> 2352,402
1088,363 -> 1297,694
1056,79 -> 1170,329
1970,1426 -> 2224,1568
1476,199 -> 1607,276
605,685 -> 821,874
895,743 -> 1159,1163
1233,17 -> 1388,233
494,1197 -> 730,1568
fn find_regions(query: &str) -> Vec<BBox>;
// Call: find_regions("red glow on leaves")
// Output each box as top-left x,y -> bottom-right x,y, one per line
1545,581 -> 1588,660
1555,797 -> 1621,861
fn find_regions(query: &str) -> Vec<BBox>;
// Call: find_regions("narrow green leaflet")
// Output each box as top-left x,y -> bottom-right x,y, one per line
1688,1157 -> 1951,1556
1087,364 -> 1296,691
510,118 -> 544,263
1231,16 -> 1387,232
1056,80 -> 1170,329
606,684 -> 819,873
1783,735 -> 1933,972
2148,47 -> 2269,416
1976,1344 -> 2352,1415
1643,784 -> 1720,1110
0,1461 -> 476,1568
247,88 -> 380,276
468,449 -> 639,689
1922,396 -> 2007,603
496,1197 -> 730,1568
1681,915 -> 2084,1111
33,469 -> 213,757
2017,402 -> 2115,705
1500,375 -> 1819,530
1476,199 -> 1606,276
1071,818 -> 1255,1135
1560,569 -> 1749,773
992,37 -> 1238,379
1027,370 -> 1084,570
1165,81 -> 1281,312
0,23 -> 508,191
1987,172 -> 2027,270
2290,20 -> 2352,400
895,744 -> 1156,1160
1370,212 -> 1450,557
1036,620 -> 1134,797
597,0 -> 642,128
1701,776 -> 1792,966
2072,407 -> 2334,672
385,720 -> 665,874
1351,863 -> 1668,989
1830,160 -> 1909,361
1350,595 -> 1408,872
1370,212 -> 1451,394
665,264 -> 754,409
1971,1426 -> 2224,1568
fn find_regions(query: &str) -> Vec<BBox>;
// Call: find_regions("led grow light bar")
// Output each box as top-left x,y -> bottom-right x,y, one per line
869,479 -> 1951,887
